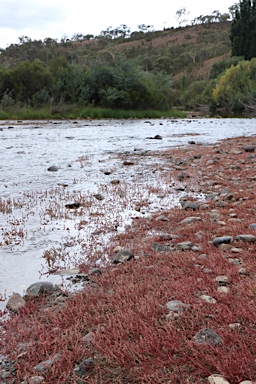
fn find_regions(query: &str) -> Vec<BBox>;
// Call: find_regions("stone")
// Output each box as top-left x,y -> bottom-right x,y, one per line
47,165 -> 59,172
110,179 -> 120,185
177,173 -> 190,181
201,295 -> 217,304
175,241 -> 194,251
153,135 -> 162,140
181,201 -> 200,210
33,353 -> 61,372
166,300 -> 190,313
156,215 -> 169,221
235,234 -> 256,243
6,292 -> 26,312
215,275 -> 229,286
93,193 -> 104,201
248,223 -> 256,230
123,160 -> 134,165
27,377 -> 45,384
152,242 -> 172,253
112,249 -> 134,264
208,374 -> 230,384
193,328 -> 222,346
243,145 -> 255,152
180,216 -> 201,225
217,286 -> 229,294
26,282 -> 59,297
212,236 -> 233,247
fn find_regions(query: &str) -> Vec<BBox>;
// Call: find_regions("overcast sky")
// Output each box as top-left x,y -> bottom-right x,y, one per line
0,0 -> 234,48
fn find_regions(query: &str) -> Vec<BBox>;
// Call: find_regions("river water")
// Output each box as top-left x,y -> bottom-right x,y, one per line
0,118 -> 255,311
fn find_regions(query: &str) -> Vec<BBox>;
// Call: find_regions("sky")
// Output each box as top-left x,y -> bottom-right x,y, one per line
0,0 -> 234,49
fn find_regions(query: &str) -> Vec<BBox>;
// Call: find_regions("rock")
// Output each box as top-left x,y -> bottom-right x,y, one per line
110,179 -> 120,185
180,216 -> 201,225
215,275 -> 229,286
47,165 -> 59,172
208,374 -> 230,384
93,193 -> 104,201
166,300 -> 190,313
152,242 -> 172,253
201,295 -> 217,304
155,215 -> 169,221
217,286 -> 229,294
123,160 -> 134,166
27,377 -> 45,384
177,172 -> 190,181
33,353 -> 61,372
235,234 -> 256,243
193,328 -> 222,346
6,292 -> 26,312
112,249 -> 134,264
239,381 -> 255,384
188,140 -> 196,144
181,201 -> 200,210
175,241 -> 194,251
73,357 -> 94,378
212,236 -> 233,247
153,135 -> 162,140
243,145 -> 255,152
228,323 -> 241,329
248,223 -> 256,230
65,202 -> 81,209
228,258 -> 241,265
26,282 -> 59,297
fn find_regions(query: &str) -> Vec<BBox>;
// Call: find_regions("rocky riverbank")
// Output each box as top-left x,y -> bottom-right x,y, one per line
1,134 -> 256,383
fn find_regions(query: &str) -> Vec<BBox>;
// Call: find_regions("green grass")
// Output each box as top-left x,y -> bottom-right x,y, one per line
0,105 -> 186,120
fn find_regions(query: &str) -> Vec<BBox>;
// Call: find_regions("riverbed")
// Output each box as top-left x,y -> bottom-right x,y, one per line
0,118 -> 255,311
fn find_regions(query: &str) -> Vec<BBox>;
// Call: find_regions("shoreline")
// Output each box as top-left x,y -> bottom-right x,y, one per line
1,133 -> 256,383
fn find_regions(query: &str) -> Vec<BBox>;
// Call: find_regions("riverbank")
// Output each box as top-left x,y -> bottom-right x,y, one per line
0,106 -> 186,120
1,133 -> 256,383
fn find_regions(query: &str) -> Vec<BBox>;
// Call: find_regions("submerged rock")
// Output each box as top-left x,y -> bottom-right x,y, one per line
47,165 -> 59,172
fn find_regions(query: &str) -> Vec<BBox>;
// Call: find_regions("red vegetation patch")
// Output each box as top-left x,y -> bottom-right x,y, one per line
1,134 -> 256,383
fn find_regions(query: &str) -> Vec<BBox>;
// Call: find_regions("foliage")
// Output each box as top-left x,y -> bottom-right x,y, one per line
209,56 -> 243,78
0,20 -> 233,114
212,58 -> 256,110
230,0 -> 256,60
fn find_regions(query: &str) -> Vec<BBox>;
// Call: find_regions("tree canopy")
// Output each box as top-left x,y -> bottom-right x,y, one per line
230,0 -> 256,60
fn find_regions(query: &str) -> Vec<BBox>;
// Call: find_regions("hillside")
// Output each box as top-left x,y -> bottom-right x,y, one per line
0,21 -> 237,115
0,21 -> 231,82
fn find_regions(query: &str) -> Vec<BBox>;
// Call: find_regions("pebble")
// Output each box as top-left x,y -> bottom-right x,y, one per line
201,295 -> 217,304
208,374 -> 230,384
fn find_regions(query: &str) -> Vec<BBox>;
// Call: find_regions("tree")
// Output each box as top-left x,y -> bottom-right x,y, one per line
212,58 -> 256,110
230,0 -> 256,60
175,8 -> 190,27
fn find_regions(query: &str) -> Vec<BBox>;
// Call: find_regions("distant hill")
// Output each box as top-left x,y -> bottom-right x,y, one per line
0,21 -> 231,83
